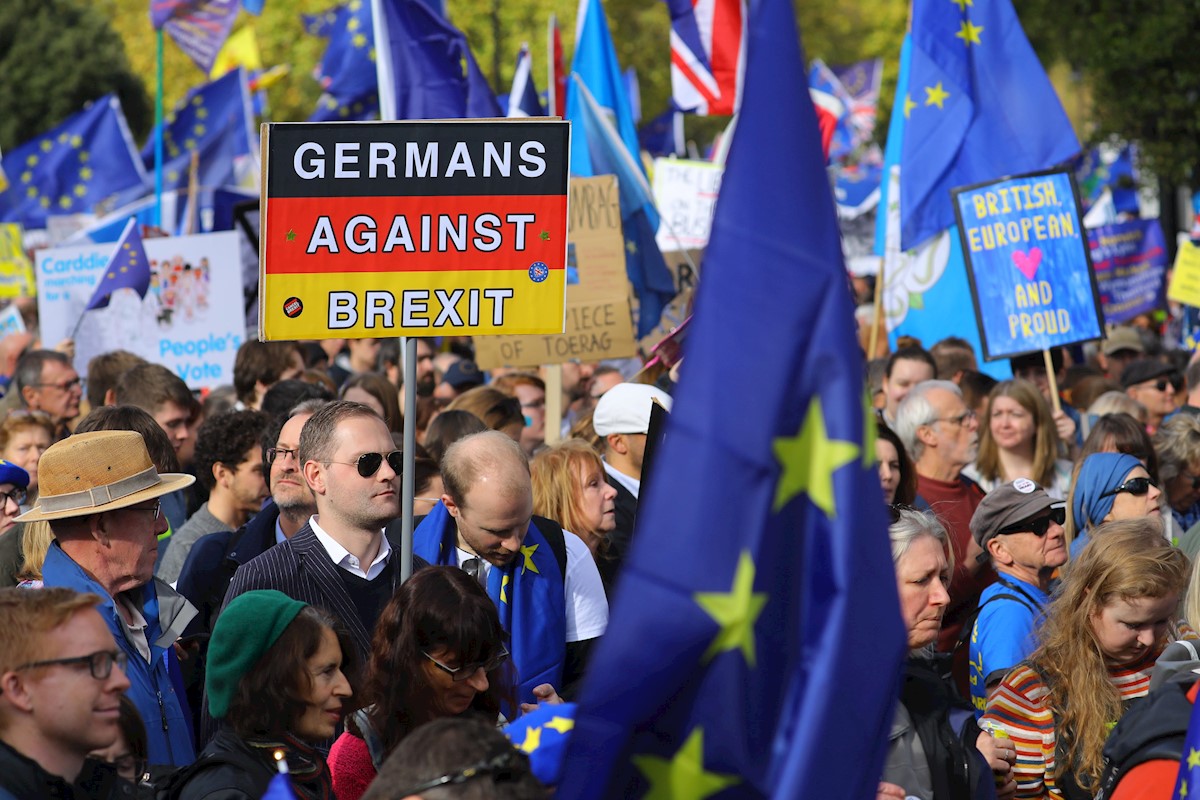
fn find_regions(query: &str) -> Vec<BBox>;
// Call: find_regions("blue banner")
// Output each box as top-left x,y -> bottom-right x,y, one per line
1087,218 -> 1166,325
953,169 -> 1104,360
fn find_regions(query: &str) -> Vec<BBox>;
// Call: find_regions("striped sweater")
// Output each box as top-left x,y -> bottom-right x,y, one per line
979,650 -> 1158,800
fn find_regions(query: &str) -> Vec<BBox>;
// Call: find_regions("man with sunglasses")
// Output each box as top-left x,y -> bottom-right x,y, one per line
0,587 -> 136,798
966,479 -> 1067,718
1122,358 -> 1178,434
223,401 -> 429,666
19,430 -> 198,769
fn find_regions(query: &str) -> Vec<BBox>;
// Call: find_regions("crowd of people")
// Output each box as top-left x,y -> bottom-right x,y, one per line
0,333 -> 672,798
9,314 -> 1200,798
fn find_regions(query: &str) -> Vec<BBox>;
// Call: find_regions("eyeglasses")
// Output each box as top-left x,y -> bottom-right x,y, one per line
422,645 -> 510,681
995,507 -> 1067,537
396,745 -> 531,796
1100,477 -> 1157,499
15,649 -> 128,680
1139,379 -> 1172,392
31,377 -> 84,392
327,450 -> 403,478
0,487 -> 27,508
932,409 -> 976,428
123,500 -> 162,520
266,446 -> 299,464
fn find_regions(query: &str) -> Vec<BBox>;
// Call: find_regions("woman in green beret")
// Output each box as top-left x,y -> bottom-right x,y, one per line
166,589 -> 355,800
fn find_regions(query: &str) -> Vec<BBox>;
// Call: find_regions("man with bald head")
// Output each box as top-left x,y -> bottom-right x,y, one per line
413,430 -> 608,702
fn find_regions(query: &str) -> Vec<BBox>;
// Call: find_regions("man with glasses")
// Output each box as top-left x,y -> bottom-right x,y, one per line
0,587 -> 136,798
223,400 -> 428,664
12,349 -> 82,441
966,479 -> 1067,718
1122,358 -> 1178,434
894,380 -> 991,686
20,430 -> 198,769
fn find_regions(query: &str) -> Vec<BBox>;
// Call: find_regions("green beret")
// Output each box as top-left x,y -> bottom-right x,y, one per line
205,590 -> 308,719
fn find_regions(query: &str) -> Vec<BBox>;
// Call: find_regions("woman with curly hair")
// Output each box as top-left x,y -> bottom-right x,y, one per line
981,524 -> 1188,799
328,566 -> 538,800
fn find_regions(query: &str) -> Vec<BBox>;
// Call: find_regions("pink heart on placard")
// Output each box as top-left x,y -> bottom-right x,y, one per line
1012,247 -> 1043,281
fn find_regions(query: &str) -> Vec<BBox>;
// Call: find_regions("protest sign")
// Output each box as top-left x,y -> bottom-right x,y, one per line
1169,239 -> 1200,309
0,224 -> 35,298
36,231 -> 244,389
259,120 -> 570,340
652,158 -> 723,252
474,175 -> 637,369
1087,219 -> 1166,324
952,169 -> 1104,360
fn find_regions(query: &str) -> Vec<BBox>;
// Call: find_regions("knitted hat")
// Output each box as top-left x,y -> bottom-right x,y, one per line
206,590 -> 308,719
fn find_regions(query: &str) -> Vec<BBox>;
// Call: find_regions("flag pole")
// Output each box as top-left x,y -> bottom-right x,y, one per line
546,14 -> 556,116
154,29 -> 165,229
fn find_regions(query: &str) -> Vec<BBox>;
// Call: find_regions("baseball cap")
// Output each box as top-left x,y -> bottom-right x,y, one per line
593,384 -> 673,436
1102,326 -> 1145,356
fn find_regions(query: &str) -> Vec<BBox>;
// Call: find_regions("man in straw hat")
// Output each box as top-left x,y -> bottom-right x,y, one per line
20,429 -> 198,769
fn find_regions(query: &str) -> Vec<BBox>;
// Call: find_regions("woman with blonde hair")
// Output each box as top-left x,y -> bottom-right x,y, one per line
981,524 -> 1189,799
531,440 -> 619,590
965,379 -> 1071,499
0,410 -> 55,506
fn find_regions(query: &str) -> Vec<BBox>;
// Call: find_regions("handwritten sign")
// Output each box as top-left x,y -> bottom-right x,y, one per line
259,119 -> 570,340
1087,219 -> 1166,324
952,169 -> 1104,360
474,176 -> 636,369
652,158 -> 723,252
1169,240 -> 1200,309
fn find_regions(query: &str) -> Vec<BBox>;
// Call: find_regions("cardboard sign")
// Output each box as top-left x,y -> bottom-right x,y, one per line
0,224 -> 35,298
36,231 -> 245,389
259,120 -> 570,340
1169,240 -> 1200,308
952,169 -> 1104,360
1087,219 -> 1167,324
652,158 -> 723,252
474,175 -> 637,369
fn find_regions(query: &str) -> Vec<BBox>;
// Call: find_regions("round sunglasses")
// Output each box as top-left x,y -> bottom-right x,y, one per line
327,450 -> 403,478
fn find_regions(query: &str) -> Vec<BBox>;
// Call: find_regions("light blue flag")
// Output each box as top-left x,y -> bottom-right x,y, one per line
564,0 -> 642,176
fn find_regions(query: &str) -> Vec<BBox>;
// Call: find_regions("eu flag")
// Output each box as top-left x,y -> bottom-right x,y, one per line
0,96 -> 148,230
375,0 -> 501,120
558,0 -> 905,793
564,0 -> 642,176
506,45 -> 545,118
151,0 -> 240,73
308,0 -> 380,122
572,75 -> 676,338
85,218 -> 151,311
900,0 -> 1079,250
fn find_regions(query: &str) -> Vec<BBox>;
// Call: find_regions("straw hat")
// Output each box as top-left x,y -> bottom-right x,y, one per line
16,430 -> 195,523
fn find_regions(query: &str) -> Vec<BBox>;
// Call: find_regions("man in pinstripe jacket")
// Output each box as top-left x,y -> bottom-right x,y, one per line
222,401 -> 427,663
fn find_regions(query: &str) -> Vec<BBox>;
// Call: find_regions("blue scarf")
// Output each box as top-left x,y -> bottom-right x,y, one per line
1070,452 -> 1143,558
413,502 -> 566,707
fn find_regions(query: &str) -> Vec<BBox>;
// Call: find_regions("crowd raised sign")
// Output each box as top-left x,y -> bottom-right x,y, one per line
1087,219 -> 1166,325
259,120 -> 570,340
952,169 -> 1104,360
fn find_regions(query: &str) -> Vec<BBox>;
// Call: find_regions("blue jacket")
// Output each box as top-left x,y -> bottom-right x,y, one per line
42,542 -> 197,768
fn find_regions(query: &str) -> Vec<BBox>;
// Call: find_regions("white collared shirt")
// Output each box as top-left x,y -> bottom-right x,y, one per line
602,459 -> 641,499
308,516 -> 392,581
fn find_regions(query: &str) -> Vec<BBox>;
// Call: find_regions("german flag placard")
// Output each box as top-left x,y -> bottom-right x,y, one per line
259,119 -> 569,340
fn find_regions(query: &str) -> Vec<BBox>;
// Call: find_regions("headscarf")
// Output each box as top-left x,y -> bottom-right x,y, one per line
1073,452 -> 1143,532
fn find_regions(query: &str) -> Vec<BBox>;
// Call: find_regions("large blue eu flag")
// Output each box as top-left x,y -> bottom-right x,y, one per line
557,0 -> 906,793
0,97 -> 147,230
308,0 -> 380,121
900,0 -> 1079,250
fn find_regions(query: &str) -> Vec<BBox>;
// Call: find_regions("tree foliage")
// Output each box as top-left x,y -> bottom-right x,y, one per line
0,0 -> 152,152
1016,0 -> 1200,184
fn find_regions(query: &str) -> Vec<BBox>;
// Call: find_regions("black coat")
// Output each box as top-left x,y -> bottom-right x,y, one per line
171,729 -> 277,800
0,739 -> 136,800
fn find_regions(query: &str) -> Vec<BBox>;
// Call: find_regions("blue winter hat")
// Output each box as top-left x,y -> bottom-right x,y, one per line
0,460 -> 30,490
1073,452 -> 1143,532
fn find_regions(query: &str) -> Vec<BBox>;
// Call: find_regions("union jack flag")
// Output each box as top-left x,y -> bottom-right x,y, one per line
668,0 -> 745,116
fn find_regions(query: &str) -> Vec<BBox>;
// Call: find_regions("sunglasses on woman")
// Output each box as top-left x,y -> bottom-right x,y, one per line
1100,476 -> 1156,499
328,450 -> 403,478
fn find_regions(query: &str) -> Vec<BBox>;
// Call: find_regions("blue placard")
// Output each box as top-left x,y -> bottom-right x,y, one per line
952,169 -> 1104,360
1087,218 -> 1167,325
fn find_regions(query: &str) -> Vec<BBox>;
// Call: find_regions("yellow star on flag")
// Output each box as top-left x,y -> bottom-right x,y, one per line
694,550 -> 767,666
924,82 -> 950,109
632,728 -> 739,800
772,396 -> 860,516
1184,778 -> 1190,799
500,573 -> 510,604
951,0 -> 972,9
517,726 -> 542,753
348,16 -> 360,30
544,716 -> 574,734
119,267 -> 128,273
106,272 -> 115,279
191,96 -> 203,107
79,151 -> 89,163
73,184 -> 86,197
25,155 -> 37,167
956,20 -> 984,45
353,33 -> 367,48
69,134 -> 81,147
520,544 -> 541,575
80,166 -> 93,180
40,140 -> 52,152
25,187 -> 36,198
19,171 -> 31,184
903,93 -> 916,118
1189,747 -> 1200,769
196,107 -> 208,120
